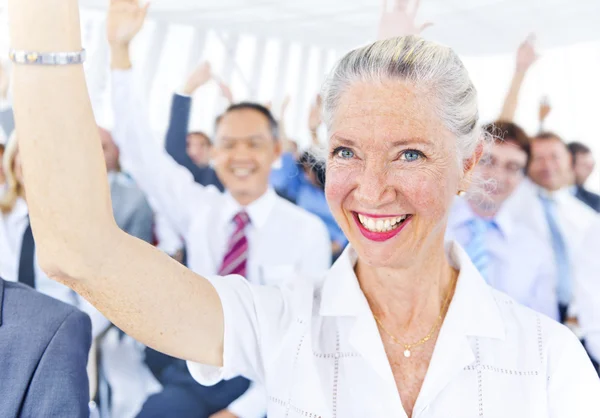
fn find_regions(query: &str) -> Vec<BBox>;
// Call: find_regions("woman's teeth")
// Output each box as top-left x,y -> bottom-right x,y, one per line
357,214 -> 408,232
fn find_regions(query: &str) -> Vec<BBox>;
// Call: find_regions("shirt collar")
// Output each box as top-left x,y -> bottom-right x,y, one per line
448,196 -> 512,238
220,187 -> 278,230
319,241 -> 505,340
11,197 -> 29,222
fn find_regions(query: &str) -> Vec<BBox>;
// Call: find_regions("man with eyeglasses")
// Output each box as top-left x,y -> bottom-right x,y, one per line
446,122 -> 559,320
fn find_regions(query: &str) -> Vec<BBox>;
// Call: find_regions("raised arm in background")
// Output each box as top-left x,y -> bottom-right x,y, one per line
110,2 -> 222,236
498,35 -> 538,122
9,0 -> 224,366
538,96 -> 552,133
308,95 -> 323,149
377,0 -> 432,40
165,61 -> 224,190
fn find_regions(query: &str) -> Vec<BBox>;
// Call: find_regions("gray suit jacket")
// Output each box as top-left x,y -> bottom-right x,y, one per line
110,173 -> 154,244
0,278 -> 92,417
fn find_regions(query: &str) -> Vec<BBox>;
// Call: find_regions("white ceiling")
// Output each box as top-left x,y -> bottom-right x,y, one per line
78,0 -> 600,55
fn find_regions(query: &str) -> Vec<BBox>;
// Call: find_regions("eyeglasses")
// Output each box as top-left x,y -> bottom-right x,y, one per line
479,156 -> 525,176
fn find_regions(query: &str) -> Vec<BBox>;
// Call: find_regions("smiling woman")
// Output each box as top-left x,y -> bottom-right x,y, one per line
8,1 -> 600,417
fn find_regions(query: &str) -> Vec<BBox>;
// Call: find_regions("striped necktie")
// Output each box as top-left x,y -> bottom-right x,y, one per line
539,194 -> 571,305
465,217 -> 495,281
218,211 -> 251,277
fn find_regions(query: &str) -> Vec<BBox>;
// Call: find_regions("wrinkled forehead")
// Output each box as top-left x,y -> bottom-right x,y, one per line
328,80 -> 450,149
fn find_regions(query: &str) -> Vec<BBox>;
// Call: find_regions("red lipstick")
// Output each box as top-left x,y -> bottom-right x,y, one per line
352,212 -> 413,242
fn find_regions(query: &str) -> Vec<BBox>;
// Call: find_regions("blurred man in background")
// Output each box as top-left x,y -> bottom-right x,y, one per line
568,141 -> 600,212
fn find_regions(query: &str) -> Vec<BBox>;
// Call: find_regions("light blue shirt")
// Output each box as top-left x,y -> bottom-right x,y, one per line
446,197 -> 559,321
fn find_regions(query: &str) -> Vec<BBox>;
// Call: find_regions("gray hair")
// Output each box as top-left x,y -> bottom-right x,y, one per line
321,36 -> 484,165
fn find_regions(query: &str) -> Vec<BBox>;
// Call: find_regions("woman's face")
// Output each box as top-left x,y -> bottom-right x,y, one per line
326,80 -> 470,269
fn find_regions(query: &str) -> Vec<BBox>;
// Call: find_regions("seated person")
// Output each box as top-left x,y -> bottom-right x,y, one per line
0,277 -> 91,417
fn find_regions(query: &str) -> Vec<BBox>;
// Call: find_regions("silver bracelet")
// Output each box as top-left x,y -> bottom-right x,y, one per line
8,48 -> 86,65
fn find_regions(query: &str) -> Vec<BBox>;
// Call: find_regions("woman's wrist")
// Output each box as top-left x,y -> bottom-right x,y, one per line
111,44 -> 133,70
8,0 -> 82,51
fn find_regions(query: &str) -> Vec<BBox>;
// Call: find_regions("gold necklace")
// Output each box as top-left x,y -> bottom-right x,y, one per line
373,278 -> 456,359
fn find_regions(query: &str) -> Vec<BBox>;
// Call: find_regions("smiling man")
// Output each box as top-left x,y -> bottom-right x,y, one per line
105,3 -> 331,417
446,122 -> 559,320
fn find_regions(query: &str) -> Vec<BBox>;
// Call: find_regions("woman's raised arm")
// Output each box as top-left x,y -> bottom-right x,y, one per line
8,0 -> 224,366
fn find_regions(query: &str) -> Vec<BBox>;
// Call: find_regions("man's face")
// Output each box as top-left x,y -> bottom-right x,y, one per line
212,109 -> 280,205
187,133 -> 212,167
528,137 -> 573,191
573,151 -> 595,186
477,140 -> 527,208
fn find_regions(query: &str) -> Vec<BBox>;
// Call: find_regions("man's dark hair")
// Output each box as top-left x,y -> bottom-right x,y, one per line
483,121 -> 531,162
567,141 -> 591,166
215,102 -> 279,139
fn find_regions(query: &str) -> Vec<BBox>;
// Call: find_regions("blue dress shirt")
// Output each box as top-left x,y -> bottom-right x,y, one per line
446,197 -> 559,321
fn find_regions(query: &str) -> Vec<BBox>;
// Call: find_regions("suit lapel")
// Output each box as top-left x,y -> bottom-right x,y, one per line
0,278 -> 5,327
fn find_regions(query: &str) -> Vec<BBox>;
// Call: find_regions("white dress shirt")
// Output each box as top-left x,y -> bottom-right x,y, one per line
446,197 -> 559,320
189,242 -> 600,417
574,218 -> 600,364
503,179 -> 598,312
112,69 -> 332,418
504,178 -> 597,262
0,198 -> 110,338
154,212 -> 183,256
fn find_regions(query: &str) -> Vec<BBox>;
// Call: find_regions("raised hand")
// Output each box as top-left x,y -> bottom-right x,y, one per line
377,0 -> 433,40
182,62 -> 212,96
107,0 -> 150,46
215,77 -> 234,104
280,95 -> 291,117
516,34 -> 539,72
308,95 -> 323,132
539,97 -> 551,123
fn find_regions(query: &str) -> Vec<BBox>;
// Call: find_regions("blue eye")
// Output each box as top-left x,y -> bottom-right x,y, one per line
333,147 -> 355,159
401,150 -> 423,162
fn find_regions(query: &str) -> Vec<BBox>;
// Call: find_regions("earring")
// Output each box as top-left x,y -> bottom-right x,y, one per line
457,190 -> 466,197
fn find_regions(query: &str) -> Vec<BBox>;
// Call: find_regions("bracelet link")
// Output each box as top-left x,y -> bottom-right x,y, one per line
8,49 -> 86,66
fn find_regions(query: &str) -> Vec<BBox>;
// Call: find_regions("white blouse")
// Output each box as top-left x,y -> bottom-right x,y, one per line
188,242 -> 600,418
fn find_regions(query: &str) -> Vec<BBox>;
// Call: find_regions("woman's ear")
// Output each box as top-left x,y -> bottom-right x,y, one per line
459,142 -> 484,192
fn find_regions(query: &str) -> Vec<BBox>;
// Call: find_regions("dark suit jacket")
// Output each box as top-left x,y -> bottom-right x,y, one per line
576,186 -> 600,213
165,94 -> 224,191
0,278 -> 92,417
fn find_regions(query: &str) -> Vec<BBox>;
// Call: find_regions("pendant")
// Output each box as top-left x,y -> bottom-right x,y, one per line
403,349 -> 411,358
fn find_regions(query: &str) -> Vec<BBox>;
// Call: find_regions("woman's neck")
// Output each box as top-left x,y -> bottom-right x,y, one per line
358,239 -> 457,333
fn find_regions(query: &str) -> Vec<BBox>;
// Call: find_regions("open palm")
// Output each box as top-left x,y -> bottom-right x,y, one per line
378,0 -> 432,40
107,0 -> 149,45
